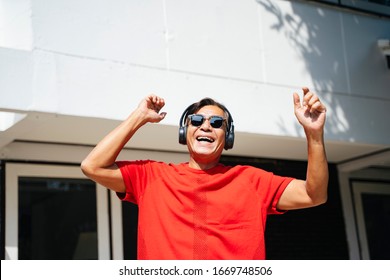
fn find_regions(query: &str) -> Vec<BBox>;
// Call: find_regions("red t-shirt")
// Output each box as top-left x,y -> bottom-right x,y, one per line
116,160 -> 294,260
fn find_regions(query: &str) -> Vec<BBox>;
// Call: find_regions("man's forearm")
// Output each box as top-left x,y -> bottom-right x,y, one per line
305,135 -> 329,205
82,110 -> 145,170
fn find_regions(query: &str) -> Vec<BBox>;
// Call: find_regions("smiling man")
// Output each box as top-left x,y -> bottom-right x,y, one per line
183,100 -> 231,170
81,88 -> 328,260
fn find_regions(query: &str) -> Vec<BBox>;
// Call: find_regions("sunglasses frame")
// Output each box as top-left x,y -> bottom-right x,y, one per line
187,114 -> 226,129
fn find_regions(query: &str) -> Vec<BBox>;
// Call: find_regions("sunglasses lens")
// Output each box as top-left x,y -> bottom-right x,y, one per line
189,114 -> 225,128
190,115 -> 204,126
210,117 -> 224,128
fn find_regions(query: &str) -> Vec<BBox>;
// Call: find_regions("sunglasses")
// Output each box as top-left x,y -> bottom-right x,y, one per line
187,114 -> 226,129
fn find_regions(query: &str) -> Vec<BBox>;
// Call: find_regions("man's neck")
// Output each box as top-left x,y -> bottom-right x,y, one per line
188,159 -> 219,170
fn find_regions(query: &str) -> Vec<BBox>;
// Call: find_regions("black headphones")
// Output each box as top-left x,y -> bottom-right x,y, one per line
178,102 -> 235,150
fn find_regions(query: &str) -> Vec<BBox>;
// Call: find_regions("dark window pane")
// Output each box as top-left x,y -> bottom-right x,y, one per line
18,177 -> 98,260
361,193 -> 390,260
369,0 -> 390,7
122,201 -> 138,260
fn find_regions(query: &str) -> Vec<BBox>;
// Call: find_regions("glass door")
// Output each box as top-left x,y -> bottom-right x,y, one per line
5,163 -> 111,260
352,181 -> 390,260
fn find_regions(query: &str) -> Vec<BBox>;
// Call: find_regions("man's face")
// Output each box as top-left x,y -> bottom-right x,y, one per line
186,105 -> 227,166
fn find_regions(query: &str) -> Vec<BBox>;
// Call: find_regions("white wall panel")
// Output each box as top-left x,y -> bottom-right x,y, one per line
32,0 -> 167,68
258,0 -> 349,92
0,48 -> 33,110
0,0 -> 32,50
166,0 -> 264,82
342,14 -> 390,99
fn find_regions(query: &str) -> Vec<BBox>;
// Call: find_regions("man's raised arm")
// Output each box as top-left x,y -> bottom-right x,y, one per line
277,87 -> 328,210
81,95 -> 166,193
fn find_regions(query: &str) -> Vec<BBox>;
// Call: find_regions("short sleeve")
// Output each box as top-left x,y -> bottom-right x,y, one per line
115,160 -> 152,204
268,174 -> 294,214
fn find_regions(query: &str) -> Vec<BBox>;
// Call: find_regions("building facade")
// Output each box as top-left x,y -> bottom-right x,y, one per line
1,0 -> 389,260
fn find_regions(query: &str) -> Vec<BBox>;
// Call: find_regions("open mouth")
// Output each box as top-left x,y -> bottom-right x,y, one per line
196,136 -> 214,143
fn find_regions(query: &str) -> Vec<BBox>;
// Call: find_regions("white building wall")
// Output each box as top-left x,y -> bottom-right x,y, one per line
0,0 -> 389,162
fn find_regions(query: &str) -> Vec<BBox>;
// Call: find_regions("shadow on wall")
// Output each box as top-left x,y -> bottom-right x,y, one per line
255,0 -> 388,146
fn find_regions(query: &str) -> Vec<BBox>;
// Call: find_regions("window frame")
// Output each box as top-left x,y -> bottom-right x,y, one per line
305,0 -> 390,17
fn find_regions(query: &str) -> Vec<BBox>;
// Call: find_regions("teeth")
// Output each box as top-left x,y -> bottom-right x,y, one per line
197,136 -> 214,143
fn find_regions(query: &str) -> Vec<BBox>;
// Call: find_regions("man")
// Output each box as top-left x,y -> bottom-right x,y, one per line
81,87 -> 328,259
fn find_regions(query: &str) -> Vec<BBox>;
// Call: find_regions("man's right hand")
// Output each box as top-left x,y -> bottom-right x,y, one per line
137,94 -> 167,124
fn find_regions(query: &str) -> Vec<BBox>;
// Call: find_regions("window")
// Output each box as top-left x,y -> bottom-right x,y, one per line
18,177 -> 98,259
5,163 -> 111,260
308,0 -> 390,17
352,181 -> 390,259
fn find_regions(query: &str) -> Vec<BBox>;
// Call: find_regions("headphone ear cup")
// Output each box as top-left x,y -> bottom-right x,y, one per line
178,104 -> 192,145
224,124 -> 234,150
178,126 -> 187,145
